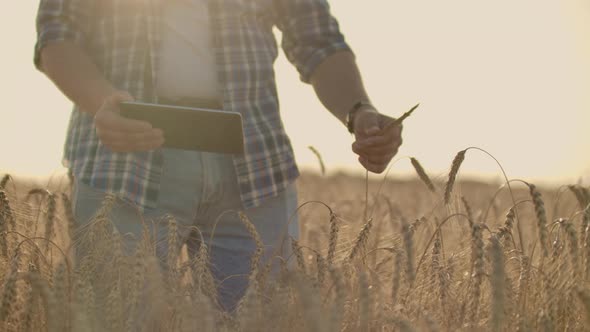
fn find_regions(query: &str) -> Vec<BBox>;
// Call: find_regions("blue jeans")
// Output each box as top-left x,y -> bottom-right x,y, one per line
71,149 -> 299,312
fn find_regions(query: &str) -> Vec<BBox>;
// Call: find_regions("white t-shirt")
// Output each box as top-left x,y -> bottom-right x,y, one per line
156,0 -> 222,100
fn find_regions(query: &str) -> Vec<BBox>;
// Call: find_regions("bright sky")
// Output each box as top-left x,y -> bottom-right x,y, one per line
2,1 -> 590,185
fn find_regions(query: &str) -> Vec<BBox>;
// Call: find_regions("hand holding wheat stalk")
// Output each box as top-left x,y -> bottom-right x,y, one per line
363,103 -> 420,220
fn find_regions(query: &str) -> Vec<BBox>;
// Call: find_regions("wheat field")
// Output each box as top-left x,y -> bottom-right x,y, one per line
0,150 -> 589,331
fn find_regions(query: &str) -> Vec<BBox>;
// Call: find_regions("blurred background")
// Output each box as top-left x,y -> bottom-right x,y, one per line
2,0 -> 589,185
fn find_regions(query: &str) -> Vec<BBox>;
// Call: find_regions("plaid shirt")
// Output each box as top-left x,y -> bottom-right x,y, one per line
35,0 -> 351,211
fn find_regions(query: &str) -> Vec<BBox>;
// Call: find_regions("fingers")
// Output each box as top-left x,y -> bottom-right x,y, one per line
358,148 -> 398,165
358,156 -> 389,174
104,91 -> 134,104
357,125 -> 402,145
353,116 -> 403,174
95,104 -> 153,133
354,147 -> 399,164
94,91 -> 165,152
354,134 -> 401,157
352,138 -> 402,156
352,112 -> 406,173
360,125 -> 380,137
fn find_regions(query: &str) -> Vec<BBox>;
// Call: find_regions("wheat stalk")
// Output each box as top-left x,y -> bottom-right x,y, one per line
238,212 -> 264,280
315,253 -> 326,288
577,287 -> 590,327
560,219 -> 579,278
291,238 -> 306,274
528,184 -> 549,257
0,175 -> 11,191
31,272 -> 60,332
61,193 -> 76,242
489,235 -> 505,332
461,196 -> 475,228
192,239 -> 217,305
0,191 -> 10,258
326,212 -> 339,267
401,218 -> 415,284
0,270 -> 18,324
53,261 -> 69,331
391,249 -> 403,304
21,284 -> 40,332
166,215 -> 179,283
125,245 -> 145,331
329,266 -> 346,330
348,218 -> 374,261
568,185 -> 590,210
583,204 -> 590,279
410,157 -> 436,193
308,146 -> 326,176
432,230 -> 448,316
44,193 -> 57,251
468,222 -> 485,325
380,103 -> 420,132
444,150 -> 467,204
358,270 -> 371,332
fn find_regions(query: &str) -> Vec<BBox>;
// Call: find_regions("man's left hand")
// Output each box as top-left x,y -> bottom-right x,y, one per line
351,108 -> 403,174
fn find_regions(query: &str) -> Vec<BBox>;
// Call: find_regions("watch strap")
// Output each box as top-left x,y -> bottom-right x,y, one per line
346,101 -> 374,133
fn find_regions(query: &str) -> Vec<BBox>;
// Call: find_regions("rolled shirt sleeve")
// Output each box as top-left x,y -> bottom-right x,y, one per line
34,0 -> 90,71
275,0 -> 352,83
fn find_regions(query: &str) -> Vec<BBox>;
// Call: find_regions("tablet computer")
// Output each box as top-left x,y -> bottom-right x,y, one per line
120,101 -> 244,154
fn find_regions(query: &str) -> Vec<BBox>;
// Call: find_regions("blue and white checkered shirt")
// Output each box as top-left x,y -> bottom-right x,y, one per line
35,0 -> 351,211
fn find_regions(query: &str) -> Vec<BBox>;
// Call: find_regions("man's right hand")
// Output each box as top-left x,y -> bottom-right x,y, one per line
94,91 -> 165,153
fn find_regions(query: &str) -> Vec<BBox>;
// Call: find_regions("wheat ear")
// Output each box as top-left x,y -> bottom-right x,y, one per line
402,218 -> 415,284
348,218 -> 374,261
0,174 -> 11,190
44,193 -> 57,251
61,193 -> 76,242
410,157 -> 436,192
528,184 -> 548,257
308,146 -> 326,175
239,212 -> 264,283
326,212 -> 339,267
444,150 -> 467,204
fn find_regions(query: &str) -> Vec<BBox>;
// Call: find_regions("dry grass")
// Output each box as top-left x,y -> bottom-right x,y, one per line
0,153 -> 589,331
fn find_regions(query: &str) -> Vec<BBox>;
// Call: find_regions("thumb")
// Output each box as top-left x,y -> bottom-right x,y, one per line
109,91 -> 134,103
103,91 -> 134,112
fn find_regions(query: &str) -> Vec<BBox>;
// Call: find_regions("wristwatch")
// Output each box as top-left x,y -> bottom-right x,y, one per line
346,101 -> 375,134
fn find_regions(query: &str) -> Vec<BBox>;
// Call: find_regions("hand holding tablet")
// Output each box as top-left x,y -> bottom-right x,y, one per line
119,101 -> 245,154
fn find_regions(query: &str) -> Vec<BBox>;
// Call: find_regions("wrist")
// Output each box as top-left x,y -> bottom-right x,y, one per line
346,101 -> 378,133
84,83 -> 118,115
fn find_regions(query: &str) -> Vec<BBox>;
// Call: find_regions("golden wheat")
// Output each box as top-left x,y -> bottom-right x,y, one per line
0,155 -> 589,331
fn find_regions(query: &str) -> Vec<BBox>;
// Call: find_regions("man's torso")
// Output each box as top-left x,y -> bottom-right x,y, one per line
36,0 -> 349,211
64,0 -> 297,211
